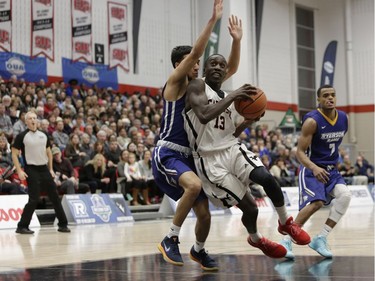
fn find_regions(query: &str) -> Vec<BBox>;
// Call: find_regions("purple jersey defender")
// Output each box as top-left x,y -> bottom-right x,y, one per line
298,109 -> 348,209
152,88 -> 206,201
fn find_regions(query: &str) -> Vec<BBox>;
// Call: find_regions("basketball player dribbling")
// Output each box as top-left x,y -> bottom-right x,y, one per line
152,0 -> 245,271
184,54 -> 311,259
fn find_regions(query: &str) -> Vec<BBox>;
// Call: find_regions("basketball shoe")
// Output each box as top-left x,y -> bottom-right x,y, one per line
248,237 -> 287,258
308,235 -> 333,258
280,238 -> 295,259
278,216 -> 311,245
158,236 -> 183,266
189,246 -> 219,271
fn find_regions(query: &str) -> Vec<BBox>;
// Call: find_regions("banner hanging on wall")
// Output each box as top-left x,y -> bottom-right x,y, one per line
0,0 -> 11,52
62,57 -> 118,89
320,40 -> 338,86
0,52 -> 47,82
203,19 -> 221,64
71,0 -> 92,63
31,0 -> 54,61
108,2 -> 129,71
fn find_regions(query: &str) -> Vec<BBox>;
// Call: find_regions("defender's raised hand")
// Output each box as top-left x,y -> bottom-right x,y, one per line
228,15 -> 243,41
212,0 -> 224,21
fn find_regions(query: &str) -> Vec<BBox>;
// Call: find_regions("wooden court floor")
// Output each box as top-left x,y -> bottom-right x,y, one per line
0,205 -> 373,281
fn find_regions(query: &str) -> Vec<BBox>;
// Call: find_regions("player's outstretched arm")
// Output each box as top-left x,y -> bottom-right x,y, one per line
165,0 -> 223,101
224,15 -> 243,81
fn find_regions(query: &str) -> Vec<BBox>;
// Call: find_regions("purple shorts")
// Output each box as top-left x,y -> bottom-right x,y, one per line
152,146 -> 207,201
298,166 -> 346,210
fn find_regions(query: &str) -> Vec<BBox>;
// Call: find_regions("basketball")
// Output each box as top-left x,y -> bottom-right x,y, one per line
234,88 -> 267,119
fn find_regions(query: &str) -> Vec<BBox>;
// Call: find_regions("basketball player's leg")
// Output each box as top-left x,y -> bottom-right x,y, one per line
203,168 -> 286,258
189,197 -> 219,271
281,168 -> 327,258
295,200 -> 324,225
234,143 -> 310,245
175,171 -> 202,227
326,183 -> 351,226
153,148 -> 203,266
309,182 -> 351,258
294,167 -> 327,226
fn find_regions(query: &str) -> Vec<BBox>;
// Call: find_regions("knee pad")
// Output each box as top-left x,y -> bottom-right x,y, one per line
250,167 -> 276,187
250,167 -> 284,204
333,188 -> 351,214
329,184 -> 351,222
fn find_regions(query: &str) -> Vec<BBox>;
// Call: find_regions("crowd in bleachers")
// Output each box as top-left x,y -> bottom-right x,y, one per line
0,75 -> 373,204
0,75 -> 164,205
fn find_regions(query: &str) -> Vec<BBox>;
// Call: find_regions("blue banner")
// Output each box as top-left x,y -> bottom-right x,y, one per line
62,57 -> 118,89
0,52 -> 47,82
320,41 -> 338,86
62,193 -> 133,225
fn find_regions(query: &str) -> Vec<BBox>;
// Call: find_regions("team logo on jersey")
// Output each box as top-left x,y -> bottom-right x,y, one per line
321,131 -> 345,142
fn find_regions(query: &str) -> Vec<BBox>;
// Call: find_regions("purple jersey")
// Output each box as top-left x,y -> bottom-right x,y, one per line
303,109 -> 348,167
158,86 -> 190,148
299,109 -> 348,209
152,85 -> 206,202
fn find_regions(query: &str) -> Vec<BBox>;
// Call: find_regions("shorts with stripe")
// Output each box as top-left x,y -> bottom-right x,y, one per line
298,166 -> 346,210
152,146 -> 207,201
194,143 -> 264,208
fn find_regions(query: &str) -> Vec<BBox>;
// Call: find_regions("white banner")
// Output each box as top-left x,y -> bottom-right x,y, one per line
71,0 -> 92,63
347,185 -> 374,207
282,185 -> 374,211
31,0 -> 54,60
0,195 -> 40,230
108,2 -> 129,71
0,0 -> 11,52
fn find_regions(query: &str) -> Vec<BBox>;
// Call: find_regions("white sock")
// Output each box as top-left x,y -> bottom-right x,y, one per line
194,240 -> 205,252
319,224 -> 333,237
167,224 -> 181,238
249,232 -> 262,243
275,206 -> 289,224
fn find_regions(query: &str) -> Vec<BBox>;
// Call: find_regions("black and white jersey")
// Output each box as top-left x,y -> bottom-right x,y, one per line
184,80 -> 239,154
12,129 -> 50,166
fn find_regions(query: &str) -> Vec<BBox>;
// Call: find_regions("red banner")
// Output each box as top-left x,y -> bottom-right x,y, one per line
71,0 -> 92,63
0,0 -> 12,52
108,2 -> 129,71
31,0 -> 54,61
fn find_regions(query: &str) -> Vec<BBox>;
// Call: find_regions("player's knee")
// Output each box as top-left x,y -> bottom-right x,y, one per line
334,190 -> 351,214
238,194 -> 259,217
180,172 -> 201,193
182,179 -> 202,196
250,167 -> 277,187
242,204 -> 259,219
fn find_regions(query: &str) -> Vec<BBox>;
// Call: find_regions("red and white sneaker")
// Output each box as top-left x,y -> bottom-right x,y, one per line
278,216 -> 311,245
248,237 -> 287,259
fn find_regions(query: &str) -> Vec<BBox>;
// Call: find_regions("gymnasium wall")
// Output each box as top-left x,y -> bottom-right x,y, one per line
6,0 -> 374,161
